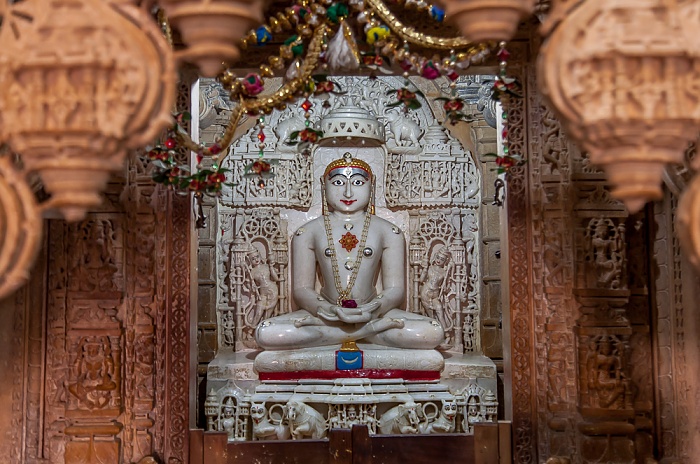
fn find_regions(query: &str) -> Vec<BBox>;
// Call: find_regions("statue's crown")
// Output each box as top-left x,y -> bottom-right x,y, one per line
324,153 -> 372,179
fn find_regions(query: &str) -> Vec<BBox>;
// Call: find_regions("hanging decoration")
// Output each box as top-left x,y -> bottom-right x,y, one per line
486,41 -> 523,176
539,0 -> 700,213
434,0 -> 535,42
0,0 -> 176,222
158,0 -> 265,77
149,0 -> 499,194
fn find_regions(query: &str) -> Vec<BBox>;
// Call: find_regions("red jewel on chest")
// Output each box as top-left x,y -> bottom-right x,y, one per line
339,232 -> 359,252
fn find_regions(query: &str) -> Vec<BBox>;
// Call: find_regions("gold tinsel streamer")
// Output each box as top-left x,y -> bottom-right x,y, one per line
365,0 -> 483,50
175,24 -> 329,156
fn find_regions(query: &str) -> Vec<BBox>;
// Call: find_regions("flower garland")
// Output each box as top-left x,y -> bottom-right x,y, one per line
149,0 -> 505,196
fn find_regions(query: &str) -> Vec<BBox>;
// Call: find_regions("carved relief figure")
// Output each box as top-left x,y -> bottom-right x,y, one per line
464,396 -> 482,433
585,336 -> 630,409
68,336 -> 117,409
385,110 -> 422,147
419,400 -> 457,434
219,398 -> 237,439
69,220 -> 119,292
586,218 -> 624,289
419,245 -> 454,342
378,400 -> 422,434
255,154 -> 444,350
134,333 -> 154,401
284,400 -> 328,440
250,403 -> 290,440
463,313 -> 476,352
244,247 -> 280,330
221,311 -> 235,347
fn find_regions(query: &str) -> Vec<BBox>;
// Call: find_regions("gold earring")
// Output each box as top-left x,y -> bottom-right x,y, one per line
369,179 -> 376,215
321,177 -> 328,216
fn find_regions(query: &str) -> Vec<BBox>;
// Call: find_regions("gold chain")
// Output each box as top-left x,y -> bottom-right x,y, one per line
365,0 -> 486,50
323,211 -> 372,306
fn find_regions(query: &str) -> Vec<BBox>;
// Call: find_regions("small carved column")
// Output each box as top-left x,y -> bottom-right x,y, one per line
573,197 -> 635,463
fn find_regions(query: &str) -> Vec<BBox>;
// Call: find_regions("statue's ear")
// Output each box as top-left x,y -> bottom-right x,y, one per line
398,405 -> 406,414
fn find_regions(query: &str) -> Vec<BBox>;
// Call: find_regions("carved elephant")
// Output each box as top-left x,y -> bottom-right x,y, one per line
385,111 -> 422,146
378,400 -> 422,434
274,115 -> 306,144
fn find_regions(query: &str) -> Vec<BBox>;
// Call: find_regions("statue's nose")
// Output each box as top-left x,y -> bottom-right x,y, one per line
344,182 -> 353,198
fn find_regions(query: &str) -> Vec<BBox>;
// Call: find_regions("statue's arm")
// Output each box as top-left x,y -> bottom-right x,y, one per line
290,226 -> 332,318
377,224 -> 406,317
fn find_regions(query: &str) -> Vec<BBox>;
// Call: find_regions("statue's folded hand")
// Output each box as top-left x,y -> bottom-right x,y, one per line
336,307 -> 372,324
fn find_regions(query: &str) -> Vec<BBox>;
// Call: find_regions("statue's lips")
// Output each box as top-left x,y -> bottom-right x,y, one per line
340,200 -> 356,205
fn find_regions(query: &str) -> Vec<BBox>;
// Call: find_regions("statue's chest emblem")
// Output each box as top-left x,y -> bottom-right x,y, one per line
339,232 -> 359,252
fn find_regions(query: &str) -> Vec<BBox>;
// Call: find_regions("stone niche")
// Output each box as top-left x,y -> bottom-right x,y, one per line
197,75 -> 504,441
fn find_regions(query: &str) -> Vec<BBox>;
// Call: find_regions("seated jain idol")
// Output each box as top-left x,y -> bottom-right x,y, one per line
204,96 -> 498,441
254,153 -> 445,373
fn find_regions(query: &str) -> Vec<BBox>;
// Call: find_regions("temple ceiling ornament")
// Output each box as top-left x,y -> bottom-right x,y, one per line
539,0 -> 700,214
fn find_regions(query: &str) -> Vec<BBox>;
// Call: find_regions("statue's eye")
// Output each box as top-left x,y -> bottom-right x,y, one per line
351,178 -> 366,186
331,178 -> 345,186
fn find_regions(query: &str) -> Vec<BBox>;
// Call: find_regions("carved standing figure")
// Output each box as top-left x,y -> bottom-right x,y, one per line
219,398 -> 237,439
419,245 -> 453,332
245,248 -> 280,329
588,219 -> 623,289
255,153 -> 444,350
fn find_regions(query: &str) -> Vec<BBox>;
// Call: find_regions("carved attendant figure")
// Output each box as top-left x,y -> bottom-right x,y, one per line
246,248 -> 280,329
419,245 -> 452,332
255,153 -> 444,350
586,336 -> 629,409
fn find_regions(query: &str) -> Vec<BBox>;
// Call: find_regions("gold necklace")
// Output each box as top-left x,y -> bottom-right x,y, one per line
323,211 -> 372,306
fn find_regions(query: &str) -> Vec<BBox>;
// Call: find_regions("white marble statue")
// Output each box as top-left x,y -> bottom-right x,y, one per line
254,153 -> 444,350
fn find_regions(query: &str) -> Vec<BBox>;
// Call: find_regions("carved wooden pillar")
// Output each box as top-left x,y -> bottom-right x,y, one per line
508,18 -> 658,462
571,207 -> 635,462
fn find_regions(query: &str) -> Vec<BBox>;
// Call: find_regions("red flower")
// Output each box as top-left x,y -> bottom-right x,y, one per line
443,99 -> 464,112
496,156 -> 515,169
209,143 -> 222,155
421,61 -> 440,80
241,73 -> 264,96
341,299 -> 358,308
189,179 -> 203,191
148,148 -> 168,161
399,59 -> 413,72
168,167 -> 181,182
208,172 -> 226,184
396,89 -> 416,102
315,81 -> 335,93
251,160 -> 272,174
299,129 -> 319,143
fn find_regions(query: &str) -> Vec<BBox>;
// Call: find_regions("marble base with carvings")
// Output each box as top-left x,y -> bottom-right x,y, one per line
205,349 -> 498,441
254,343 -> 445,378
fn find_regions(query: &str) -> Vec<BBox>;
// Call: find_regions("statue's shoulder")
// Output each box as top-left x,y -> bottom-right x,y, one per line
292,217 -> 324,238
371,216 -> 405,242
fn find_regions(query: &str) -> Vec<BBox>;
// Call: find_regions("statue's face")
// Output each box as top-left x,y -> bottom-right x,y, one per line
325,172 -> 371,214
